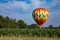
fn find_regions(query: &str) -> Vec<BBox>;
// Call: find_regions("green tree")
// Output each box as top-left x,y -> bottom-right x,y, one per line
4,16 -> 10,28
9,18 -> 17,28
17,20 -> 26,28
58,25 -> 60,28
48,25 -> 53,29
29,24 -> 39,29
0,15 -> 4,28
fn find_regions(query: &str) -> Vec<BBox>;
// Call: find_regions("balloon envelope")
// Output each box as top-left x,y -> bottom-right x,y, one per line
32,8 -> 49,26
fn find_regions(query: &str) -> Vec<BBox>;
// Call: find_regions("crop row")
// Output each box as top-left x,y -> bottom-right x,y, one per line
0,28 -> 60,37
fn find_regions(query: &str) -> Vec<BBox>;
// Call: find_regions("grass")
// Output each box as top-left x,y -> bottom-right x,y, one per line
0,36 -> 60,40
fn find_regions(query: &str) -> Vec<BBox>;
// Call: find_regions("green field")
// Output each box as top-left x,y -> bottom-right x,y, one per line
0,28 -> 60,40
0,28 -> 60,37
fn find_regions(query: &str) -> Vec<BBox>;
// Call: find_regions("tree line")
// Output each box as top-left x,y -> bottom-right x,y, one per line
0,15 -> 60,29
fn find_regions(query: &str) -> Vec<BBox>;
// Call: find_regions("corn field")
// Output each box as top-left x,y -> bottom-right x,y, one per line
0,28 -> 60,37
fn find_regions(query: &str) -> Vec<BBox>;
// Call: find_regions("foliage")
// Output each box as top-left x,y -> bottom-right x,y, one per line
0,15 -> 60,37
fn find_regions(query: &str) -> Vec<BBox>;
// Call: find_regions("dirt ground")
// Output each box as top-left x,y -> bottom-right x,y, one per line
0,36 -> 60,40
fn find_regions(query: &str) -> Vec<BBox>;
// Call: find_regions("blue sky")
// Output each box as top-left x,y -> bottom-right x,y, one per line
0,0 -> 60,27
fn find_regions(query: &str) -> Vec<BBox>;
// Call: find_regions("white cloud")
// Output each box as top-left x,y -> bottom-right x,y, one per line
44,0 -> 60,9
31,0 -> 40,7
0,1 -> 30,11
9,1 -> 30,11
0,0 -> 60,10
0,0 -> 44,11
0,0 -> 59,12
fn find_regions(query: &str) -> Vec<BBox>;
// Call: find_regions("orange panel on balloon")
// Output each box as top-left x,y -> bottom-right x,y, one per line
32,8 -> 49,26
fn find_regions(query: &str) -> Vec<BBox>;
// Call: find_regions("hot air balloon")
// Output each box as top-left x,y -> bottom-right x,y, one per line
32,8 -> 49,26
